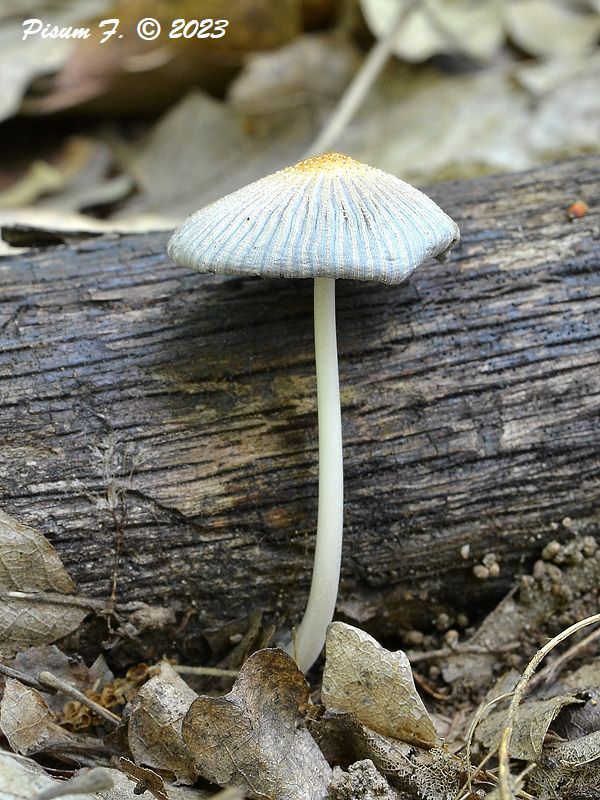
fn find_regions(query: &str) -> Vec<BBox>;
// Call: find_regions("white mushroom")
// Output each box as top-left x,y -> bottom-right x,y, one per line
167,152 -> 460,672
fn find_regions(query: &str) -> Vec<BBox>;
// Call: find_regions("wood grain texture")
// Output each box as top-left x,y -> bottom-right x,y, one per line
0,156 -> 599,658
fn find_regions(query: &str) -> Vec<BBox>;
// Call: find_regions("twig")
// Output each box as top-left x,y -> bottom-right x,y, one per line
37,671 -> 121,727
527,624 -> 600,691
412,670 -> 450,700
0,661 -> 49,693
36,767 -> 114,800
173,664 -> 239,678
0,591 -> 105,611
406,640 -> 520,663
460,690 -> 514,798
303,0 -> 420,158
498,613 -> 600,800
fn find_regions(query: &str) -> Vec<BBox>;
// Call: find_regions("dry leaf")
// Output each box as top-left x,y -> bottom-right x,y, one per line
13,644 -> 90,714
547,728 -> 600,765
0,752 -> 200,800
0,678 -> 75,756
312,710 -> 463,800
129,49 -> 600,219
182,648 -> 332,799
36,768 -> 115,800
360,0 -> 504,62
0,509 -> 89,655
0,751 -> 61,800
27,0 -> 302,115
477,694 -> 582,761
528,730 -> 600,799
0,509 -> 76,594
361,0 -> 600,62
561,659 -> 600,692
441,540 -> 600,695
322,623 -> 437,748
0,209 -> 175,254
0,161 -> 66,209
228,33 -> 360,116
123,90 -> 310,220
329,760 -> 400,800
0,0 -> 111,123
552,690 -> 600,741
345,53 -> 600,185
127,661 -> 198,784
119,758 -> 169,800
505,0 -> 600,57
0,136 -> 111,210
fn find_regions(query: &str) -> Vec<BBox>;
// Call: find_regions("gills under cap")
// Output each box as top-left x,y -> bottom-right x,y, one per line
167,153 -> 460,285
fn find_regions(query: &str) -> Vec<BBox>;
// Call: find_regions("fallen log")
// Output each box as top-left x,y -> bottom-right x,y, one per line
0,156 -> 599,660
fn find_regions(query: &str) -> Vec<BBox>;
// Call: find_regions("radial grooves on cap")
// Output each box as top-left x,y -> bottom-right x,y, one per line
167,154 -> 460,284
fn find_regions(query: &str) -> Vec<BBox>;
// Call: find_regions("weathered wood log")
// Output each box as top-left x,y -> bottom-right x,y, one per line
0,157 -> 599,660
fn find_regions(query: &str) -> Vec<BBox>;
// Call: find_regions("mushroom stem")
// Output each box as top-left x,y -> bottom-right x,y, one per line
290,276 -> 344,672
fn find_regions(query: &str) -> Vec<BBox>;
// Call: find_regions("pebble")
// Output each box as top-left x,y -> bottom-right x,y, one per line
405,629 -> 424,646
445,629 -> 459,648
436,612 -> 451,631
542,540 -> 561,561
583,536 -> 598,557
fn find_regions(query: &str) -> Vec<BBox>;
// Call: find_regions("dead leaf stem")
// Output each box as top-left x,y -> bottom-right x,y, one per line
36,767 -> 114,800
462,690 -> 514,797
0,662 -> 47,693
527,624 -> 600,691
498,612 -> 600,800
173,664 -> 239,678
406,640 -> 521,663
303,0 -> 419,157
0,590 -> 105,611
38,670 -> 121,727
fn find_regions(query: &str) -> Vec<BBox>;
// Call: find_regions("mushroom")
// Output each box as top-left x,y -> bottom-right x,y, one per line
167,152 -> 459,672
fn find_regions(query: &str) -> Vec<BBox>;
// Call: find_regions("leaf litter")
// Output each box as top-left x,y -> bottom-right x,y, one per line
1,3 -> 600,792
322,623 -> 437,748
127,661 -> 198,784
1,508 -> 600,798
1,0 -> 600,248
182,649 -> 332,798
0,510 -> 92,656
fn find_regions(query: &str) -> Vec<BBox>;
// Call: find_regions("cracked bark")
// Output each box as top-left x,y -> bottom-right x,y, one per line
0,156 -> 599,661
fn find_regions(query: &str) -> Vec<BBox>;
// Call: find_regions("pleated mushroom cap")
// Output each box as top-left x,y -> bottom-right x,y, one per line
167,153 -> 459,285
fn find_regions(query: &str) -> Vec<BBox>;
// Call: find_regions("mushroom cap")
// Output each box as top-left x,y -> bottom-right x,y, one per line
167,153 -> 460,285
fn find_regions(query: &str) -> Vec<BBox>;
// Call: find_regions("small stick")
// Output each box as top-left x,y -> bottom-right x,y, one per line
461,690 -> 514,797
37,671 -> 121,727
406,640 -> 520,663
36,767 -> 114,800
412,670 -> 450,700
498,613 -> 600,800
0,590 -> 105,611
528,624 -> 600,691
303,0 -> 419,157
0,662 -> 49,693
173,664 -> 239,678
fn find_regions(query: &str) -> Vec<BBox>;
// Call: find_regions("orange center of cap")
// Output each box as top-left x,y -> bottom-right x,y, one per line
290,152 -> 367,174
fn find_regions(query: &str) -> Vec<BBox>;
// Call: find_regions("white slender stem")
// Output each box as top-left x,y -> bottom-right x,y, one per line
289,277 -> 344,672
